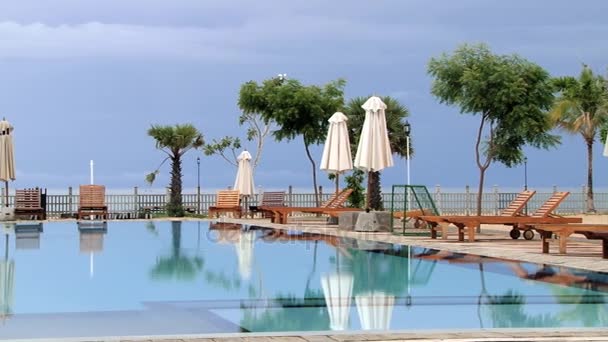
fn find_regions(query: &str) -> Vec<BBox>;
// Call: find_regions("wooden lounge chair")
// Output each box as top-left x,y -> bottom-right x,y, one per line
250,191 -> 286,218
14,188 -> 46,220
419,191 -> 581,242
259,188 -> 359,224
78,185 -> 108,221
208,190 -> 242,218
529,224 -> 608,259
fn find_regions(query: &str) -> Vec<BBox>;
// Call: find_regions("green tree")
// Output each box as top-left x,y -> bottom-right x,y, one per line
203,111 -> 273,169
428,43 -> 559,216
549,65 -> 608,213
145,124 -> 204,217
344,169 -> 365,208
239,76 -> 345,206
344,96 -> 411,210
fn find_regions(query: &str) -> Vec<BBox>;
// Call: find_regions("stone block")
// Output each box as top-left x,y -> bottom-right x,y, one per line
354,211 -> 392,232
338,212 -> 360,230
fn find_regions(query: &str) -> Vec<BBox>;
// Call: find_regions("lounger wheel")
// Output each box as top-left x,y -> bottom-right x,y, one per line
523,229 -> 535,240
509,228 -> 521,239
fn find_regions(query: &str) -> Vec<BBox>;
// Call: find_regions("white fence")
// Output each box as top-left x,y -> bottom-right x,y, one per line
2,185 -> 599,218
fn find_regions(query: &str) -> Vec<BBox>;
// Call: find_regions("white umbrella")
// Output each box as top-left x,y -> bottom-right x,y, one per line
233,150 -> 255,215
321,272 -> 354,331
234,230 -> 254,280
353,97 -> 393,207
320,112 -> 353,194
0,119 -> 16,207
355,291 -> 395,330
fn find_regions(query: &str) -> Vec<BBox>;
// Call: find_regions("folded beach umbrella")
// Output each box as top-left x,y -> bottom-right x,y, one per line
0,119 -> 16,207
355,291 -> 395,330
233,150 -> 255,213
234,150 -> 255,196
320,112 -> 353,194
321,272 -> 354,330
353,97 -> 393,207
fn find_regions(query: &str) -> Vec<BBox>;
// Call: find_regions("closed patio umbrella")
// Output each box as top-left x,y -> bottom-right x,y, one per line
233,150 -> 255,215
320,112 -> 353,195
353,97 -> 393,207
0,119 -> 16,207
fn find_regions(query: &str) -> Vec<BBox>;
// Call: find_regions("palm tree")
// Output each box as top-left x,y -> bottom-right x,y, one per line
146,124 -> 204,217
344,96 -> 411,210
549,65 -> 608,213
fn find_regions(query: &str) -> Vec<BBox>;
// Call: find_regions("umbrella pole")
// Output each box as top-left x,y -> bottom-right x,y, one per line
4,181 -> 7,207
365,172 -> 372,210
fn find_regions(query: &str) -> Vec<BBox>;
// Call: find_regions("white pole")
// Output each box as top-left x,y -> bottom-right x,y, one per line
406,136 -> 410,187
406,136 -> 410,213
90,160 -> 94,185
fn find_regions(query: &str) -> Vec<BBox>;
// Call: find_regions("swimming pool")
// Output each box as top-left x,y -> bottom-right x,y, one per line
0,220 -> 606,340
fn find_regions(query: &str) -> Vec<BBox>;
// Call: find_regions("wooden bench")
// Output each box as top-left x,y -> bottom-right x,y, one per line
251,191 -> 286,218
14,188 -> 46,220
208,190 -> 242,218
531,224 -> 608,259
78,185 -> 108,221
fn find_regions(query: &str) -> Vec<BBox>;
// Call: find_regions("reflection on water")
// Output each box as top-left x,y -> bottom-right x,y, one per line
0,221 -> 606,339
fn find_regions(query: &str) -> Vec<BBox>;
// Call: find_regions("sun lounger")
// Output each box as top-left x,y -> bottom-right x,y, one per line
14,188 -> 46,220
419,191 -> 581,242
249,191 -> 286,218
260,188 -> 359,224
529,224 -> 608,259
208,190 -> 242,218
78,185 -> 108,221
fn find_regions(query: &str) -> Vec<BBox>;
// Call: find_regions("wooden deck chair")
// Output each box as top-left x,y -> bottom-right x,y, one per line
259,188 -> 359,224
322,188 -> 354,208
14,188 -> 46,220
419,191 -> 581,242
250,191 -> 286,218
208,190 -> 242,218
528,223 -> 608,259
78,185 -> 108,221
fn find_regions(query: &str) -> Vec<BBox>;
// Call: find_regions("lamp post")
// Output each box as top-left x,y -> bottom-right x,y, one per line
523,157 -> 528,191
405,121 -> 411,187
404,121 -> 411,234
523,156 -> 528,215
197,156 -> 201,214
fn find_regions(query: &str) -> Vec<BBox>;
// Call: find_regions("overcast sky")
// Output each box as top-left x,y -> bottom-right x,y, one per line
2,0 -> 608,194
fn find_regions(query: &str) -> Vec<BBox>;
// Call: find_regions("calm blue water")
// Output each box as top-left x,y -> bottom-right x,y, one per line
0,220 -> 606,339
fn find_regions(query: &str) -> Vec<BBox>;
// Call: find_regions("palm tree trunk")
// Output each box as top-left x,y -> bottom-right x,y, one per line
586,139 -> 596,213
169,153 -> 184,216
304,139 -> 320,207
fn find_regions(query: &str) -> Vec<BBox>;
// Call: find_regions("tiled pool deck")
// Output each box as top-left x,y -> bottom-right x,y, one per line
33,215 -> 608,341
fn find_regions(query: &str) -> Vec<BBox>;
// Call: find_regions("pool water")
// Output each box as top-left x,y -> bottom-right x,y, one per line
0,220 -> 606,339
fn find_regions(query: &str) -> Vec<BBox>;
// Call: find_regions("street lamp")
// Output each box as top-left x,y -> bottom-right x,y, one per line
523,156 -> 528,215
523,157 -> 528,191
197,156 -> 201,214
404,121 -> 411,187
